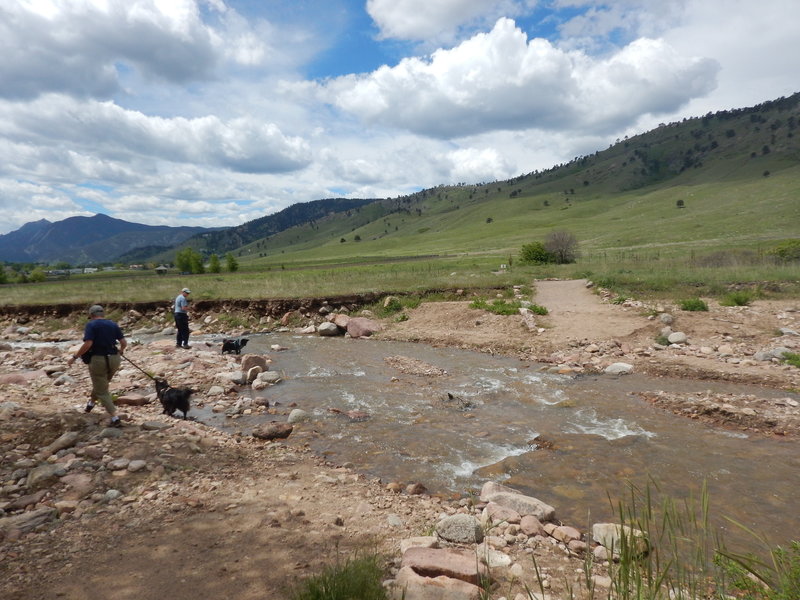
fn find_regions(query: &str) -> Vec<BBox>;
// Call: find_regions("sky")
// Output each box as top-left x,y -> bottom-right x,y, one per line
0,0 -> 798,235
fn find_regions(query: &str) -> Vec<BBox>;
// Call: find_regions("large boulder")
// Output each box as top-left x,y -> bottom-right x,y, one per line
400,547 -> 488,586
604,362 -> 633,375
592,523 -> 649,556
241,354 -> 269,373
0,370 -> 49,385
252,422 -> 293,440
667,332 -> 688,344
347,317 -> 382,338
479,482 -> 555,522
331,313 -> 350,329
317,322 -> 341,336
435,514 -> 484,544
392,566 -> 482,600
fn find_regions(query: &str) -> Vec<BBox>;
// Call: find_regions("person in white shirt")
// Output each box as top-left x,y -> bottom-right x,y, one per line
173,287 -> 192,349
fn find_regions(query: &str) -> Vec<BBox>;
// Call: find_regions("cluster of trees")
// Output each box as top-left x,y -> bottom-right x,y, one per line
175,248 -> 239,274
0,265 -> 47,284
519,230 -> 579,264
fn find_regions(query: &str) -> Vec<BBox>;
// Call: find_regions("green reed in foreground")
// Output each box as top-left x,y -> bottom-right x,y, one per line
595,481 -> 800,600
287,553 -> 387,600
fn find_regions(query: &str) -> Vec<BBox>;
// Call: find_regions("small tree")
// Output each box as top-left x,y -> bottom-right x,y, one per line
175,248 -> 193,273
544,230 -> 579,264
28,267 -> 46,283
176,247 -> 205,274
189,252 -> 205,274
676,199 -> 685,208
225,252 -> 239,272
208,254 -> 221,273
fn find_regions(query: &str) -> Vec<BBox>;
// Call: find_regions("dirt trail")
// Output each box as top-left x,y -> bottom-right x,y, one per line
532,279 -> 647,342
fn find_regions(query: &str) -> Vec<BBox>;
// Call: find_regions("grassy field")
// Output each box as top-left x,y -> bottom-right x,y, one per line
2,251 -> 796,308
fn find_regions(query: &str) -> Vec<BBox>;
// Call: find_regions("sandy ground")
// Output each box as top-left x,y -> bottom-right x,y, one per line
1,279 -> 798,600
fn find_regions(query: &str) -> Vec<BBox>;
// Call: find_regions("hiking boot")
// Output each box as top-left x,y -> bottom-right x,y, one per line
182,345 -> 192,349
109,417 -> 122,428
84,401 -> 96,413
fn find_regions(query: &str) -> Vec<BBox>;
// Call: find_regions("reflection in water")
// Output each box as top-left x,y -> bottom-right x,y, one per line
195,332 -> 800,553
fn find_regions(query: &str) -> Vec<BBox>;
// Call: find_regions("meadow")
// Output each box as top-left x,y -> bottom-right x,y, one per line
1,250 -> 797,308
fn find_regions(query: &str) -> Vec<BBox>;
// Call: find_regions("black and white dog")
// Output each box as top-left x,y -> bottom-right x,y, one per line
154,377 -> 193,419
221,337 -> 249,355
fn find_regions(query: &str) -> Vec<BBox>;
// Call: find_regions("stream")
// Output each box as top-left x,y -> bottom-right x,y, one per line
191,332 -> 800,554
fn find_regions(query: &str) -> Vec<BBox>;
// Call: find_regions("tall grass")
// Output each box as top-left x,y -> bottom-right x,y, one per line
287,553 -> 387,600
587,481 -> 800,600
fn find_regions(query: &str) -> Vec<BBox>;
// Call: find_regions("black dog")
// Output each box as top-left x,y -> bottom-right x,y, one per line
154,378 -> 192,419
221,337 -> 249,355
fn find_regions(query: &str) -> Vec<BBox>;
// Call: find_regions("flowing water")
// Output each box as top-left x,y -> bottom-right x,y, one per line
194,333 -> 800,552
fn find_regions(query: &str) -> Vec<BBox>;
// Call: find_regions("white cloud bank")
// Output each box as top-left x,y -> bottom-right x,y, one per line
0,0 -> 796,237
327,18 -> 719,139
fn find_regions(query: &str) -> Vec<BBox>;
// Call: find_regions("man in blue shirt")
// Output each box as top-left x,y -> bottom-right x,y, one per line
174,287 -> 192,349
67,304 -> 127,427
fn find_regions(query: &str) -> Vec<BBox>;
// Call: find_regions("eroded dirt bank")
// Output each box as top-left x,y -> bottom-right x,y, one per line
1,280 -> 798,600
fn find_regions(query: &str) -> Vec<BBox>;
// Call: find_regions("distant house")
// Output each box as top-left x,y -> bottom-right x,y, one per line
155,265 -> 169,275
83,267 -> 98,274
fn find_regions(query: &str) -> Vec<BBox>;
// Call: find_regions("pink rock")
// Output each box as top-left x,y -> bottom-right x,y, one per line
346,317 -> 382,338
552,525 -> 582,544
0,370 -> 48,385
401,547 -> 488,586
483,502 -> 521,525
393,566 -> 482,600
241,354 -> 269,373
116,394 -> 149,406
520,514 -> 546,536
331,314 -> 350,329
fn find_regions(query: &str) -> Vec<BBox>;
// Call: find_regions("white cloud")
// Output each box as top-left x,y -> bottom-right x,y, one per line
0,95 -> 312,175
0,179 -> 88,231
0,0 -> 226,100
442,147 -> 517,182
367,0 -> 536,44
328,18 -> 718,138
0,0 -> 796,241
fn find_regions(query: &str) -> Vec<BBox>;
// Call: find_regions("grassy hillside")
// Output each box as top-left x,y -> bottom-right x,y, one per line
218,93 -> 800,269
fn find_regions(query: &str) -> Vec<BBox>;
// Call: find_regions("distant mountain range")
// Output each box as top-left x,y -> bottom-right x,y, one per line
0,214 -> 215,265
0,197 -> 378,265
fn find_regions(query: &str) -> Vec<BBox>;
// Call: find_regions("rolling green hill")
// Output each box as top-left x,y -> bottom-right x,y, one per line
184,93 -> 800,268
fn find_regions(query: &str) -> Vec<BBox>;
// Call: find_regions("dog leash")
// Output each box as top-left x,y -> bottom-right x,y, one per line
121,354 -> 157,381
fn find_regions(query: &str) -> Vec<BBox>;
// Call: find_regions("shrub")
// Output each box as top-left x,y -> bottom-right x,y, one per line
720,290 -> 754,306
470,298 -> 518,315
680,298 -> 709,311
288,553 -> 387,600
519,241 -> 553,264
782,352 -> 800,369
655,334 -> 670,346
768,240 -> 800,262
